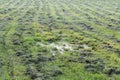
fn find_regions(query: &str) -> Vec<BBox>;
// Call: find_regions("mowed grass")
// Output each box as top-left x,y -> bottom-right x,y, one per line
0,0 -> 120,80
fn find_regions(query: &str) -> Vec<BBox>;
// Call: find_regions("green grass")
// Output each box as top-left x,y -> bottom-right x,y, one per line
0,0 -> 120,80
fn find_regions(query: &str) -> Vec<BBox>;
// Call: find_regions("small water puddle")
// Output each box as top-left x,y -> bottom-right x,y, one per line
36,42 -> 73,55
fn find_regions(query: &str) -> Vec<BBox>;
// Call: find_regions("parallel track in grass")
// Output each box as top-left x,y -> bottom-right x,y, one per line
0,0 -> 120,80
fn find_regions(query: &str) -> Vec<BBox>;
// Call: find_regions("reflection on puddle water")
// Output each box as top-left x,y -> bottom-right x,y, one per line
36,42 -> 73,55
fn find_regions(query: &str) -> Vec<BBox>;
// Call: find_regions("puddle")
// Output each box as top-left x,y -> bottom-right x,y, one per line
36,42 -> 73,55
83,44 -> 90,49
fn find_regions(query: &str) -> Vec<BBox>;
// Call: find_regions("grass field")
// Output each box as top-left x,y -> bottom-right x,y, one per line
0,0 -> 120,80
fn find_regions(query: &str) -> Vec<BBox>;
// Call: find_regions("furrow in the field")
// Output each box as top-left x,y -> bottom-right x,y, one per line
88,1 -> 120,18
58,2 -> 74,20
69,3 -> 120,43
0,0 -> 32,32
0,17 -> 13,31
17,9 -> 34,26
0,1 -> 35,79
91,3 -> 120,20
71,0 -> 120,19
94,0 -> 120,12
53,1 -> 62,20
80,2 -> 120,24
63,1 -> 84,20
2,25 -> 31,79
37,0 -> 51,26
58,2 -> 96,30
0,0 -> 29,34
53,1 -> 64,19
41,0 -> 49,14
9,1 -> 36,79
37,0 -> 50,28
45,0 -> 59,30
2,0 -> 27,18
0,0 -> 10,5
0,23 -> 21,80
72,2 -> 120,31
49,0 -> 76,29
0,0 -> 32,49
79,3 -> 119,31
69,2 -> 118,29
9,1 -> 37,79
51,0 -> 102,43
9,0 -> 31,20
0,0 -> 23,16
37,0 -> 44,16
0,0 -> 15,9
33,0 -> 42,24
16,2 -> 35,26
54,1 -> 68,19
66,1 -> 119,28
